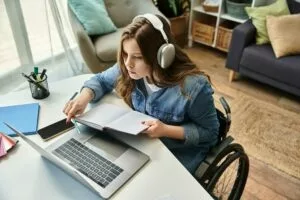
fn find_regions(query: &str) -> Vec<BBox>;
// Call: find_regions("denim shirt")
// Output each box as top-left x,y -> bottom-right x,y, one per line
83,63 -> 219,173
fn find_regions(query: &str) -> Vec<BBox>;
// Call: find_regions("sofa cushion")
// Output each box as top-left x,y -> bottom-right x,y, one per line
240,44 -> 300,88
267,14 -> 300,58
68,0 -> 117,35
245,0 -> 290,45
94,28 -> 125,62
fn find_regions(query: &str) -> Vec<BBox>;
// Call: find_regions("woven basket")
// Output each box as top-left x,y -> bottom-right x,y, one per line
192,17 -> 216,45
216,21 -> 237,51
216,27 -> 233,52
202,3 -> 219,13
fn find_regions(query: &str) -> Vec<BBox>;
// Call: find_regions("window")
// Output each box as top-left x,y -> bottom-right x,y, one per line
21,0 -> 63,63
0,0 -> 79,94
0,0 -> 20,74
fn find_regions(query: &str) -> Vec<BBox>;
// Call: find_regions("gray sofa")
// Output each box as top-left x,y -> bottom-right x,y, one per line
68,0 -> 164,73
226,0 -> 300,97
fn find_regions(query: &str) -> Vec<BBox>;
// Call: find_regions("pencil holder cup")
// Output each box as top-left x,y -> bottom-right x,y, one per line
28,73 -> 50,99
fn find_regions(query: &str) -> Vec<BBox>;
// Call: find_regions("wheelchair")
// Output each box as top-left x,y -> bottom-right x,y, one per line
194,97 -> 249,200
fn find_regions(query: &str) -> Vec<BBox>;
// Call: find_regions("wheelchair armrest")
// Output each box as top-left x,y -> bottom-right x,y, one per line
219,97 -> 231,115
194,136 -> 234,179
217,97 -> 231,141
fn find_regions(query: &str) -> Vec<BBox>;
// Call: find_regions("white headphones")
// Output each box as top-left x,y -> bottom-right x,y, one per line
133,14 -> 175,69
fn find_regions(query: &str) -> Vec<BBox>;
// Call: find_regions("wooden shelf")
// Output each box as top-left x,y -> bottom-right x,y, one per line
193,5 -> 218,17
188,0 -> 267,52
220,13 -> 247,24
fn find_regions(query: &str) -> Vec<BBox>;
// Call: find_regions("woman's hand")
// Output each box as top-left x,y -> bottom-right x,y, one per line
143,119 -> 185,140
63,88 -> 94,123
142,119 -> 168,138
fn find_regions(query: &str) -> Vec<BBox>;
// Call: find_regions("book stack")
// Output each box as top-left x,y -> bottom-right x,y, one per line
0,132 -> 18,158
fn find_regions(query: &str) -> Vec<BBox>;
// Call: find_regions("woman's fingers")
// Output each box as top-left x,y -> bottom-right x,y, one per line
63,100 -> 73,114
64,101 -> 80,123
63,93 -> 89,123
67,107 -> 83,123
142,120 -> 157,135
142,120 -> 155,126
66,113 -> 73,123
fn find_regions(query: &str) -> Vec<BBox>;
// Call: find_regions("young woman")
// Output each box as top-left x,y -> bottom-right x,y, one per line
63,14 -> 219,174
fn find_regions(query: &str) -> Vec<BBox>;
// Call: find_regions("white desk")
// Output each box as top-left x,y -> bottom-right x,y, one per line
0,74 -> 213,200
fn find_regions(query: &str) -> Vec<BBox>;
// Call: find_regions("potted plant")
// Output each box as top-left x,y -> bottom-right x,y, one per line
153,0 -> 191,47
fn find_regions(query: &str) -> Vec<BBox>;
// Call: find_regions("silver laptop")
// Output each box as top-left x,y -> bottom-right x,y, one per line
4,122 -> 149,199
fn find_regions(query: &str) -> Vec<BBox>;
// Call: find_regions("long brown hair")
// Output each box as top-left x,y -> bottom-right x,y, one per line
116,15 -> 209,106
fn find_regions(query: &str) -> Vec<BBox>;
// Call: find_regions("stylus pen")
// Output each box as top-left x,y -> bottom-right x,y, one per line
69,92 -> 78,101
71,118 -> 81,134
40,69 -> 47,80
68,92 -> 79,133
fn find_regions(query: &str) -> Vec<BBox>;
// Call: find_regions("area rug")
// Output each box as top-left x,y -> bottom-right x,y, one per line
216,94 -> 300,179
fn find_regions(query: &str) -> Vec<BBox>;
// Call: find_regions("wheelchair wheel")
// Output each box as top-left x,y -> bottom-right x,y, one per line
201,144 -> 249,200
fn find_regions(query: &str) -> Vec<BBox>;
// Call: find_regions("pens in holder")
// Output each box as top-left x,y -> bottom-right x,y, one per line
21,73 -> 48,93
40,69 -> 47,80
31,72 -> 37,80
22,72 -> 50,99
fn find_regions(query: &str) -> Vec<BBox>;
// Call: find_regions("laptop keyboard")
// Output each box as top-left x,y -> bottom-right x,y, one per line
53,138 -> 123,188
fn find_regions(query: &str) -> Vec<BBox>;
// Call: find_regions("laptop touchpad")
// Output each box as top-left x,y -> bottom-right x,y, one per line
85,133 -> 128,161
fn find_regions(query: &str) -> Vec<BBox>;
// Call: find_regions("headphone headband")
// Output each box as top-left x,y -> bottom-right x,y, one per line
133,14 -> 169,43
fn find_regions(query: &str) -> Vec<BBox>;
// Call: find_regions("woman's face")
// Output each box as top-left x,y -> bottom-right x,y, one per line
122,38 -> 151,80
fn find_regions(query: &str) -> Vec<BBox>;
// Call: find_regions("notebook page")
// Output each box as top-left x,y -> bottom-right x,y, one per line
106,111 -> 155,135
75,104 -> 129,128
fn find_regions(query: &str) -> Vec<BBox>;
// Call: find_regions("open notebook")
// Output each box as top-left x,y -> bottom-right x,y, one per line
75,104 -> 155,135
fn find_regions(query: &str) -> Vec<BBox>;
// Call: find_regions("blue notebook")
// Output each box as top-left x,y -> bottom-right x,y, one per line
0,103 -> 40,136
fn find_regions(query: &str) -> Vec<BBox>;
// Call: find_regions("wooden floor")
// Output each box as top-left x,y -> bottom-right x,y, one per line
184,44 -> 300,200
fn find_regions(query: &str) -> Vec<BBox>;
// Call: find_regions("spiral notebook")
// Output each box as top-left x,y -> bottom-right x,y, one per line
0,103 -> 40,136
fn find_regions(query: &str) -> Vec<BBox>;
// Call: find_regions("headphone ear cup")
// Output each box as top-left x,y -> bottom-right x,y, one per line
157,44 -> 175,69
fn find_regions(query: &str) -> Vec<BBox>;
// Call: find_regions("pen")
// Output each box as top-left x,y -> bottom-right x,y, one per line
69,92 -> 78,101
69,92 -> 80,134
34,66 -> 39,75
66,92 -> 78,125
22,72 -> 38,83
40,69 -> 47,80
71,118 -> 81,134
31,72 -> 37,80
21,73 -> 48,93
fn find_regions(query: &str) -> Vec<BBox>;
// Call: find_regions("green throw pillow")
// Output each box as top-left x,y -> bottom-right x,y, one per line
68,0 -> 117,35
245,0 -> 290,44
